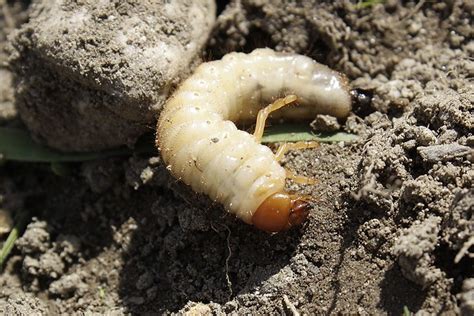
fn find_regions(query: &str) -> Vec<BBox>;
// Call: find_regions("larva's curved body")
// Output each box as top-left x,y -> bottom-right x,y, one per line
156,48 -> 351,231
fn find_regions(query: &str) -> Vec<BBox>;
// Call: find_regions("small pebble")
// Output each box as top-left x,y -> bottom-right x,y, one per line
311,114 -> 340,132
418,143 -> 472,162
0,209 -> 13,235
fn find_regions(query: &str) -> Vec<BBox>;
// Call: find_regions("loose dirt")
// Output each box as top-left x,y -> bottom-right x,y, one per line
0,0 -> 472,315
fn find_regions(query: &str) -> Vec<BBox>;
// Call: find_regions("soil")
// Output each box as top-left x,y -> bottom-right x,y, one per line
1,0 -> 473,315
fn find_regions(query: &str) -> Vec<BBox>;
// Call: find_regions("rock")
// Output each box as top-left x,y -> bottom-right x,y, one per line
9,0 -> 216,151
417,143 -> 472,163
311,114 -> 340,132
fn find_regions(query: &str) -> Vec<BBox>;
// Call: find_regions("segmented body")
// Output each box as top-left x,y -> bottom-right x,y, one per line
156,48 -> 351,226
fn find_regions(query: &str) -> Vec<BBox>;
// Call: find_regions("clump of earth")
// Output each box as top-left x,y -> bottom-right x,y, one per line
0,0 -> 473,314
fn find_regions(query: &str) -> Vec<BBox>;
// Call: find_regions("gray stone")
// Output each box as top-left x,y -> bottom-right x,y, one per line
418,143 -> 472,163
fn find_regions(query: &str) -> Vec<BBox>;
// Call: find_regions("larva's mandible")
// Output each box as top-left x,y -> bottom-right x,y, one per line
156,48 -> 352,232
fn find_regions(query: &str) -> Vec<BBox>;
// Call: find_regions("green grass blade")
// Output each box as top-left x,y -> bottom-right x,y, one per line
0,127 -> 154,162
0,212 -> 29,270
403,306 -> 411,316
0,124 -> 356,163
261,123 -> 358,143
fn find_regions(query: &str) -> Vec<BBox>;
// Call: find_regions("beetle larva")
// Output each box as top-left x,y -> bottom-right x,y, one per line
156,48 -> 352,232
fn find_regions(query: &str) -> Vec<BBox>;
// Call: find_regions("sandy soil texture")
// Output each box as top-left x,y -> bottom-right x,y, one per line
0,0 -> 473,315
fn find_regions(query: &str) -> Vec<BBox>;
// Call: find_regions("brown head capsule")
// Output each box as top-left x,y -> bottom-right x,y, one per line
251,193 -> 310,233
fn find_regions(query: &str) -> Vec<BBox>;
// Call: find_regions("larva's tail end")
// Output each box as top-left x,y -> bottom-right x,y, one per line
252,193 -> 310,233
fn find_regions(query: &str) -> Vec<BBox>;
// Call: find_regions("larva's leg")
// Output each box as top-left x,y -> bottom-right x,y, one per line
289,193 -> 313,203
276,141 -> 319,185
274,141 -> 319,161
253,95 -> 298,143
286,169 -> 317,185
273,141 -> 319,185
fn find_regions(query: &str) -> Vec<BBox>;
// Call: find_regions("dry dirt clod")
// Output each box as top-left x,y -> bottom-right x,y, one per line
9,0 -> 216,151
49,273 -> 87,298
392,216 -> 443,288
310,114 -> 341,133
418,144 -> 473,163
458,278 -> 474,316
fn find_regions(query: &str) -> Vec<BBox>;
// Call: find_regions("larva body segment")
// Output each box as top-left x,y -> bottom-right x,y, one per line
156,48 -> 352,228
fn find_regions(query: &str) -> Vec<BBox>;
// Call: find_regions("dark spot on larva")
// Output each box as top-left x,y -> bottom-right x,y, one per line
206,120 -> 211,124
211,137 -> 219,143
193,159 -> 203,172
195,106 -> 200,110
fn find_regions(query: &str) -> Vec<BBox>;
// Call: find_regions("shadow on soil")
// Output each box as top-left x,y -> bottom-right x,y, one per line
117,186 -> 303,314
379,266 -> 427,314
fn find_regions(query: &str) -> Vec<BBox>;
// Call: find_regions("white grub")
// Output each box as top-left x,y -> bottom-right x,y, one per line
156,48 -> 351,229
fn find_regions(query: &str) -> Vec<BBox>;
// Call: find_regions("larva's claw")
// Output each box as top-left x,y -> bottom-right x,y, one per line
285,169 -> 317,185
275,141 -> 319,162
